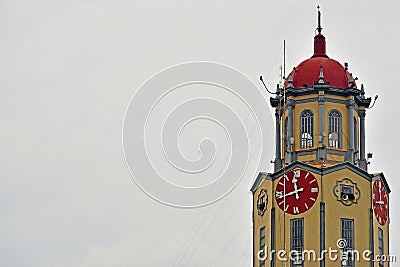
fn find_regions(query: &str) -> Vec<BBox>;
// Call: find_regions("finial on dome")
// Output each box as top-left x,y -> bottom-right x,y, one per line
317,6 -> 322,34
287,73 -> 293,88
318,64 -> 324,84
349,73 -> 355,88
361,84 -> 365,98
313,6 -> 327,57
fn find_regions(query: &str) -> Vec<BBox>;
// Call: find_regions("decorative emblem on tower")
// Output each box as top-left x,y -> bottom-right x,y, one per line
257,189 -> 268,216
333,178 -> 361,206
275,169 -> 319,215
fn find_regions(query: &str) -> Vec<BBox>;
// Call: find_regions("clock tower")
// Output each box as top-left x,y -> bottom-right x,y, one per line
251,8 -> 391,267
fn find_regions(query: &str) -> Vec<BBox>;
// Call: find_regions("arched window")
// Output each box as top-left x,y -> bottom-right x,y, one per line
328,110 -> 342,148
300,110 -> 314,148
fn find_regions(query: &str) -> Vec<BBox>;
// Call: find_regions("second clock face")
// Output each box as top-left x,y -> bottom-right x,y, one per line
372,179 -> 388,225
275,169 -> 319,215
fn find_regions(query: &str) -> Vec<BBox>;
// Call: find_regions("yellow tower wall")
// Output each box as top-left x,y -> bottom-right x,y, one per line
252,166 -> 389,266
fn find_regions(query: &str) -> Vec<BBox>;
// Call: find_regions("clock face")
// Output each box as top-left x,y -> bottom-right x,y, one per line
275,169 -> 319,215
372,179 -> 388,225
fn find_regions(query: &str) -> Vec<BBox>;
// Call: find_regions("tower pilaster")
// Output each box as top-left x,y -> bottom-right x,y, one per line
359,109 -> 367,171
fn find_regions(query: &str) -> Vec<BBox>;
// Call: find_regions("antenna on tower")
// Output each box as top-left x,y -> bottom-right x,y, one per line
260,40 -> 287,95
283,39 -> 286,81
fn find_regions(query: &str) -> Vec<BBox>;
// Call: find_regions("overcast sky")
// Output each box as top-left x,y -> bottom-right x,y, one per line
1,0 -> 399,266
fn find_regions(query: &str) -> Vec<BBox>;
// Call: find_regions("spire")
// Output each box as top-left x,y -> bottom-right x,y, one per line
317,5 -> 322,34
313,6 -> 327,58
318,64 -> 324,83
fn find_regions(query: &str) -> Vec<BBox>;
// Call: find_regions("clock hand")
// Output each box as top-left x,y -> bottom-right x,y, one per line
376,200 -> 384,211
378,184 -> 383,211
292,176 -> 300,200
277,188 -> 304,199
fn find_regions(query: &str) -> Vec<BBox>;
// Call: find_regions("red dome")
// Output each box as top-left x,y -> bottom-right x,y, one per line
285,25 -> 355,89
288,56 -> 354,89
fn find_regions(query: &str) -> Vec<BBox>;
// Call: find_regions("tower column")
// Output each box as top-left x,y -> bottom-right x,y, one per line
317,94 -> 326,160
369,208 -> 374,267
271,207 -> 276,267
320,202 -> 326,267
359,110 -> 367,170
286,100 -> 295,163
348,99 -> 355,163
275,110 -> 282,171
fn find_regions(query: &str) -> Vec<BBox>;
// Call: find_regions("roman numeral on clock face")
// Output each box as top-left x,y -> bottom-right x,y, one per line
293,206 -> 299,214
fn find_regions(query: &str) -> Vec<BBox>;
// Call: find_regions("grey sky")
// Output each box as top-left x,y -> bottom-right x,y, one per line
0,0 -> 399,266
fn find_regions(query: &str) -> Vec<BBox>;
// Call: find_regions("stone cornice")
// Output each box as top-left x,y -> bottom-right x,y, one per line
250,161 -> 391,194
